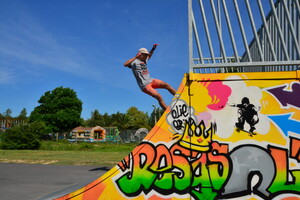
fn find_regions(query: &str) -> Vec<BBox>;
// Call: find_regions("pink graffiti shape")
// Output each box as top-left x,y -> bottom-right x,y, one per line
207,81 -> 231,110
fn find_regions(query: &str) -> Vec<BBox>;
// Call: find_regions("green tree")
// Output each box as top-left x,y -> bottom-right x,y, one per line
17,108 -> 28,125
126,107 -> 150,129
0,121 -> 47,150
2,108 -> 13,128
86,109 -> 105,127
18,108 -> 27,119
29,86 -> 82,139
102,113 -> 112,127
111,112 -> 129,130
3,108 -> 12,118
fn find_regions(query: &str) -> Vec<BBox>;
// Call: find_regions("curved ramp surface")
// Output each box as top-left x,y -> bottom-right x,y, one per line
50,72 -> 300,200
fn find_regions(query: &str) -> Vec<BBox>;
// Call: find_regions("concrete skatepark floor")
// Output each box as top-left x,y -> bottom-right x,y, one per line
0,163 -> 109,200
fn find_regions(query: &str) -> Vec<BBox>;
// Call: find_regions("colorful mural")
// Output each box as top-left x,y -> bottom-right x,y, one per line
54,71 -> 300,200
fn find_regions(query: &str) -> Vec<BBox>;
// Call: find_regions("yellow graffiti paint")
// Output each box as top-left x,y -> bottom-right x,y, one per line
53,71 -> 300,200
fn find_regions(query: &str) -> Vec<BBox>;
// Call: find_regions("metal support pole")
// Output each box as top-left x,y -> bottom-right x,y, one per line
188,0 -> 194,73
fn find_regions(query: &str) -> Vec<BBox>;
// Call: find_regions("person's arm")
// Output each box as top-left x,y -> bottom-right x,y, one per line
148,44 -> 159,60
124,57 -> 135,68
124,52 -> 141,67
253,105 -> 261,112
227,103 -> 237,107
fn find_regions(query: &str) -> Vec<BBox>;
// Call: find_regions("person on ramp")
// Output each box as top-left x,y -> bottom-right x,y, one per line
124,44 -> 176,110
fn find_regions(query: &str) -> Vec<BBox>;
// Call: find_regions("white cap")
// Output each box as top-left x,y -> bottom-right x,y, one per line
138,48 -> 150,54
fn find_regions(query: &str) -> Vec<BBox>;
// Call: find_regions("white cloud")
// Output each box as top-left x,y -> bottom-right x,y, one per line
0,4 -> 102,84
0,69 -> 15,84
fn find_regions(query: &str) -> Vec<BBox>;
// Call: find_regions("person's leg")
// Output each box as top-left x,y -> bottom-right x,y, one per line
143,84 -> 168,110
248,115 -> 259,133
236,109 -> 245,129
152,79 -> 176,95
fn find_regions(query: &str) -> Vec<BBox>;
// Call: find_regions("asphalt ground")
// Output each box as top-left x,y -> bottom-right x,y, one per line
0,163 -> 109,200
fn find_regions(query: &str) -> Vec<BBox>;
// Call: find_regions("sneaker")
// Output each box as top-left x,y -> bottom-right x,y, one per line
249,127 -> 256,133
235,122 -> 244,130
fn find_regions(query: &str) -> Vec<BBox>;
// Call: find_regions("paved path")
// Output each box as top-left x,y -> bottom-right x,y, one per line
0,163 -> 109,200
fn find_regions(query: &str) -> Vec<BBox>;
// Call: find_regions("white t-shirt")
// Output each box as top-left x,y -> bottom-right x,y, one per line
130,59 -> 153,90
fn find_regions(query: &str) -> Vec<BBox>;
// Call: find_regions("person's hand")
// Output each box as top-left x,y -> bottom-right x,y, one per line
152,44 -> 159,49
135,52 -> 141,58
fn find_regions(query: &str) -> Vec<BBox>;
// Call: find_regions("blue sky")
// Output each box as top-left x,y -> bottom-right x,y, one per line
0,0 -> 189,119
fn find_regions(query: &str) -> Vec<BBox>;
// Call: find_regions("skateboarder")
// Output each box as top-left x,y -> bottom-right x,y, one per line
124,44 -> 176,110
228,97 -> 260,133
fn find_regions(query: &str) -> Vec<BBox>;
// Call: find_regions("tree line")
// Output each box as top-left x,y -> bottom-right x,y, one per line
0,86 -> 163,149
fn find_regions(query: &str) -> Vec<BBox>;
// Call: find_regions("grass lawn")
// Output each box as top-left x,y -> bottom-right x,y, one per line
0,141 -> 138,167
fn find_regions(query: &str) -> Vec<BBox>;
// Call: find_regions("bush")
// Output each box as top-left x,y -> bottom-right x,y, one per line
38,140 -> 138,152
78,142 -> 95,151
0,122 -> 47,150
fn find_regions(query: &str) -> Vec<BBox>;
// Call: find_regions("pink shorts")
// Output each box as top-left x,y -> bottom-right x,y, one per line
143,79 -> 164,97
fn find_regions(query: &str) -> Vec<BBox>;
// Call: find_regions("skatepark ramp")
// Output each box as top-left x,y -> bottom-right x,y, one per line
40,0 -> 299,199
41,71 -> 300,200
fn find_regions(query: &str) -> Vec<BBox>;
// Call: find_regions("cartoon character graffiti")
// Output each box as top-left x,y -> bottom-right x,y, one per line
228,97 -> 260,134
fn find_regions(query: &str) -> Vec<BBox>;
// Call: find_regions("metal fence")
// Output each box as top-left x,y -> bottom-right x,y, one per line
188,0 -> 300,73
119,128 -> 149,143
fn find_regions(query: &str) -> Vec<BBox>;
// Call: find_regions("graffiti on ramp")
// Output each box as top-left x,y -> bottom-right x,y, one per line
53,72 -> 300,200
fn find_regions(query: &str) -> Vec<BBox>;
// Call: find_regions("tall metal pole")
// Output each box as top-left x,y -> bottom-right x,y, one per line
188,0 -> 193,73
152,105 -> 157,124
